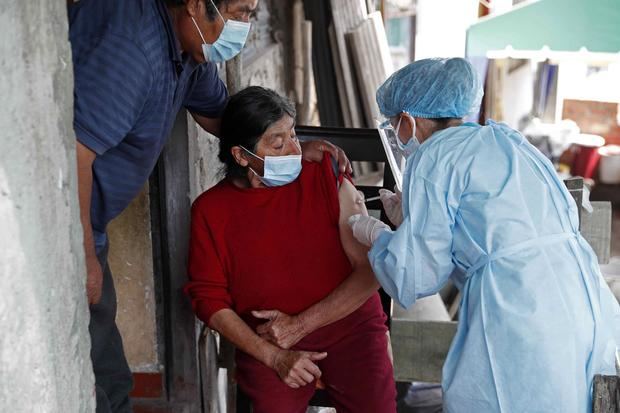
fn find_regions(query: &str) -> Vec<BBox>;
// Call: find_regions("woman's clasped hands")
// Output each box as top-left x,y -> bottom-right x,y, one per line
254,309 -> 325,389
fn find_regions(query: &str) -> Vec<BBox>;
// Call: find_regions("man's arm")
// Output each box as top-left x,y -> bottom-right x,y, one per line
190,112 -> 221,137
254,178 -> 379,349
76,141 -> 103,304
299,140 -> 352,174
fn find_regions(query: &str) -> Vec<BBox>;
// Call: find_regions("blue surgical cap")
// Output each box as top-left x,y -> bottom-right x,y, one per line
376,58 -> 484,119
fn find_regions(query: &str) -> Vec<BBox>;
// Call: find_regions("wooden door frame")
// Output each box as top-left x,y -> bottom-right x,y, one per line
149,110 -> 202,412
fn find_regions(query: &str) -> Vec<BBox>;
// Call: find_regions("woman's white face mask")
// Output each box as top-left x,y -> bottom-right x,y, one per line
395,113 -> 420,157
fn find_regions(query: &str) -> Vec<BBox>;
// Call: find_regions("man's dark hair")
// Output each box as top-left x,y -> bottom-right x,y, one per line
165,0 -> 228,21
219,86 -> 297,177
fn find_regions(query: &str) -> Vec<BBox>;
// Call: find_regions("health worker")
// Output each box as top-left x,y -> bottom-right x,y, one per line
349,57 -> 620,413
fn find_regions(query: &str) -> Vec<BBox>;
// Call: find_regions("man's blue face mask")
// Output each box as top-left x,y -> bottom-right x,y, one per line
191,0 -> 251,63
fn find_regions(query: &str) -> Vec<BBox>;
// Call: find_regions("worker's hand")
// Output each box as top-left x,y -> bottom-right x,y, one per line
270,349 -> 326,389
348,214 -> 391,247
379,187 -> 403,227
253,310 -> 307,349
300,139 -> 352,174
86,254 -> 103,305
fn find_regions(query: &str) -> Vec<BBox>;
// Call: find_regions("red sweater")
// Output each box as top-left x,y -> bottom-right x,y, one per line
185,155 -> 353,327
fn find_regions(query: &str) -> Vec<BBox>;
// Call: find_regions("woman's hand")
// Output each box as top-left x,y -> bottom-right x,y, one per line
270,349 -> 327,389
253,310 -> 307,349
299,139 -> 352,174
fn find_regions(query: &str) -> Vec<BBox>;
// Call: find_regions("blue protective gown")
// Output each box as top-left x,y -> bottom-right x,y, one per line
369,120 -> 620,413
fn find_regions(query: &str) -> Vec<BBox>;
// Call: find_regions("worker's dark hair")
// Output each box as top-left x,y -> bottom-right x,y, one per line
164,0 -> 228,21
430,117 -> 462,134
219,86 -> 297,177
433,118 -> 460,127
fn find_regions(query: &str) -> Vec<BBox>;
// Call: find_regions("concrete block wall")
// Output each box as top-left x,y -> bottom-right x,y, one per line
0,1 -> 95,411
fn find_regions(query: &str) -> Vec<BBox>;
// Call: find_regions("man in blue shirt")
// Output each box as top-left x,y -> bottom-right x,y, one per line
70,0 -> 350,411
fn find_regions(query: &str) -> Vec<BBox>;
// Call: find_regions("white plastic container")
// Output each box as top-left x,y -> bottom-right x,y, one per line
598,145 -> 620,184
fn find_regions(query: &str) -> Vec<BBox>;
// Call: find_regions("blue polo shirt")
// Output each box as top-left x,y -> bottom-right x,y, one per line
69,0 -> 227,251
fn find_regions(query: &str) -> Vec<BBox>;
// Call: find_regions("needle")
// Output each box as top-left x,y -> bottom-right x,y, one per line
355,192 -> 381,205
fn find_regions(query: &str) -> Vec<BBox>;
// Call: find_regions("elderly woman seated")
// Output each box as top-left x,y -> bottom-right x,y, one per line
185,86 -> 396,412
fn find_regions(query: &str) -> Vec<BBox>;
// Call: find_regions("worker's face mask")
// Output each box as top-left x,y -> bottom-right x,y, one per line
191,0 -> 251,63
395,113 -> 420,157
240,146 -> 302,187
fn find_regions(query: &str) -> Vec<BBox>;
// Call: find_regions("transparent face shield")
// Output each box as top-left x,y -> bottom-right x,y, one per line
376,118 -> 405,192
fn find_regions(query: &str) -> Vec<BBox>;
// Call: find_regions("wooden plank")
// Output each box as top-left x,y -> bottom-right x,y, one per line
366,0 -> 375,14
370,11 -> 394,77
150,111 -> 201,412
581,201 -> 612,264
390,320 -> 457,383
328,24 -> 353,127
329,0 -> 368,127
592,375 -> 620,413
347,12 -> 393,127
349,19 -> 377,127
299,20 -> 315,125
303,1 -> 344,127
198,328 -> 219,412
225,54 -> 243,95
292,0 -> 304,103
205,334 -> 237,413
564,177 -> 583,226
392,294 -> 451,322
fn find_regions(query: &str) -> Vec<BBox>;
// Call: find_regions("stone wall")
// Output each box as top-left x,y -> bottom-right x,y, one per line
107,187 -> 159,372
0,1 -> 95,411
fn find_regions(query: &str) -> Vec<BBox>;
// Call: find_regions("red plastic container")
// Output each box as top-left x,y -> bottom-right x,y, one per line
570,134 -> 605,179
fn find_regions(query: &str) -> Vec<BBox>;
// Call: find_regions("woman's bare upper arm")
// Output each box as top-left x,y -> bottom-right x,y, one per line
337,178 -> 371,267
